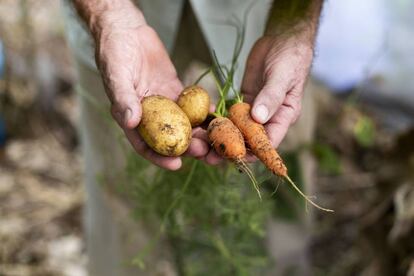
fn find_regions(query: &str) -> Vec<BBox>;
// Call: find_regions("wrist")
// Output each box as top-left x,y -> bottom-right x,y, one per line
265,0 -> 322,43
90,6 -> 146,40
73,0 -> 146,40
265,22 -> 317,44
263,32 -> 315,58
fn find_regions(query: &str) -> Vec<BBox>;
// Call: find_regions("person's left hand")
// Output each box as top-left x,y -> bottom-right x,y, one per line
241,35 -> 314,148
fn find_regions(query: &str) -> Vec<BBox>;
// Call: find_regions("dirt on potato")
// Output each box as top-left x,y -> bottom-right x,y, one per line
138,95 -> 192,157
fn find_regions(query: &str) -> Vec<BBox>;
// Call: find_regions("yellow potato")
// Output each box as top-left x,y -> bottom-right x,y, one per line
138,95 -> 192,157
177,85 -> 210,127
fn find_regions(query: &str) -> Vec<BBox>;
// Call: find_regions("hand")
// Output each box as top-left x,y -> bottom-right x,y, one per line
242,35 -> 314,148
94,14 -> 209,170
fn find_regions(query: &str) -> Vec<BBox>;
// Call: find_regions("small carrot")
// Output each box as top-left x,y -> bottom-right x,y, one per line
229,102 -> 333,212
207,117 -> 246,161
228,103 -> 286,176
205,59 -> 262,198
198,13 -> 333,212
207,116 -> 261,199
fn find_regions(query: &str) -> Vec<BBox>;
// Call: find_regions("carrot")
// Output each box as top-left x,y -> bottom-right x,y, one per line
229,102 -> 333,212
198,11 -> 332,212
207,117 -> 246,161
207,116 -> 261,199
228,103 -> 286,176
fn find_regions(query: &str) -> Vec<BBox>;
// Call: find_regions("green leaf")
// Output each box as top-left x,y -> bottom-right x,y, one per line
353,115 -> 375,147
312,143 -> 342,175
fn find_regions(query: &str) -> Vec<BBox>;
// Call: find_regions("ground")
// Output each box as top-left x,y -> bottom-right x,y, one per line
1,1 -> 86,275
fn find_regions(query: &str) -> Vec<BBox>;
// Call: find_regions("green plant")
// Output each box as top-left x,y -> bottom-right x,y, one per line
124,154 -> 272,275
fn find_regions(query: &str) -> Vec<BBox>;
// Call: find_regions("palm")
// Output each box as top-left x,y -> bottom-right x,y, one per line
96,25 -> 208,170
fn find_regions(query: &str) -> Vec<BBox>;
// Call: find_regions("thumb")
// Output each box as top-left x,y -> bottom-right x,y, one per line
251,79 -> 287,124
111,91 -> 142,129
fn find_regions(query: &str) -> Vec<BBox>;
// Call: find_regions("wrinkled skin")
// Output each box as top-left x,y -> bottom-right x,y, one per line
242,35 -> 313,148
204,35 -> 314,165
94,20 -> 209,170
75,0 -> 316,169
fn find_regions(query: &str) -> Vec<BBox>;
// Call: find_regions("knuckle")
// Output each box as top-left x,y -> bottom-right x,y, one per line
261,85 -> 282,104
113,91 -> 137,106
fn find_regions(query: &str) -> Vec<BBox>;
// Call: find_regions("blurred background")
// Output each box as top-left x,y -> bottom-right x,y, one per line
0,0 -> 413,275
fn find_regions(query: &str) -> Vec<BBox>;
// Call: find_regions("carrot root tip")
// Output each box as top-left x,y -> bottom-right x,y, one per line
284,175 -> 334,213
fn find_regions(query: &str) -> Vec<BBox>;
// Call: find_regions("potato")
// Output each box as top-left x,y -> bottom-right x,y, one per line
177,85 -> 210,127
138,95 -> 192,157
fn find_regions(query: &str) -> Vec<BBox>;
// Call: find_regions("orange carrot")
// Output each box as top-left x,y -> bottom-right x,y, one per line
203,15 -> 332,211
228,103 -> 286,176
207,117 -> 246,161
207,116 -> 261,198
229,102 -> 333,212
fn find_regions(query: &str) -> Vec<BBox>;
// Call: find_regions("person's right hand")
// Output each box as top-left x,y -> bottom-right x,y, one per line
93,9 -> 209,170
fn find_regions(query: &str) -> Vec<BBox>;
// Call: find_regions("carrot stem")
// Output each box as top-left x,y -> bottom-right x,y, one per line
161,161 -> 198,232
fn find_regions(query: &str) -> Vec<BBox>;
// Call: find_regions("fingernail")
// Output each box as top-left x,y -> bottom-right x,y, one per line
170,158 -> 182,170
254,104 -> 268,123
124,109 -> 132,126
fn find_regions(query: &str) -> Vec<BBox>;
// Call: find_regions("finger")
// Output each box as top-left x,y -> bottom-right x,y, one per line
265,104 -> 298,148
192,127 -> 209,143
242,67 -> 261,104
251,76 -> 289,124
156,78 -> 184,101
282,89 -> 303,124
186,127 -> 212,160
185,137 -> 209,158
241,38 -> 270,104
100,60 -> 142,129
205,150 -> 224,165
209,104 -> 216,113
110,91 -> 142,130
124,128 -> 182,170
